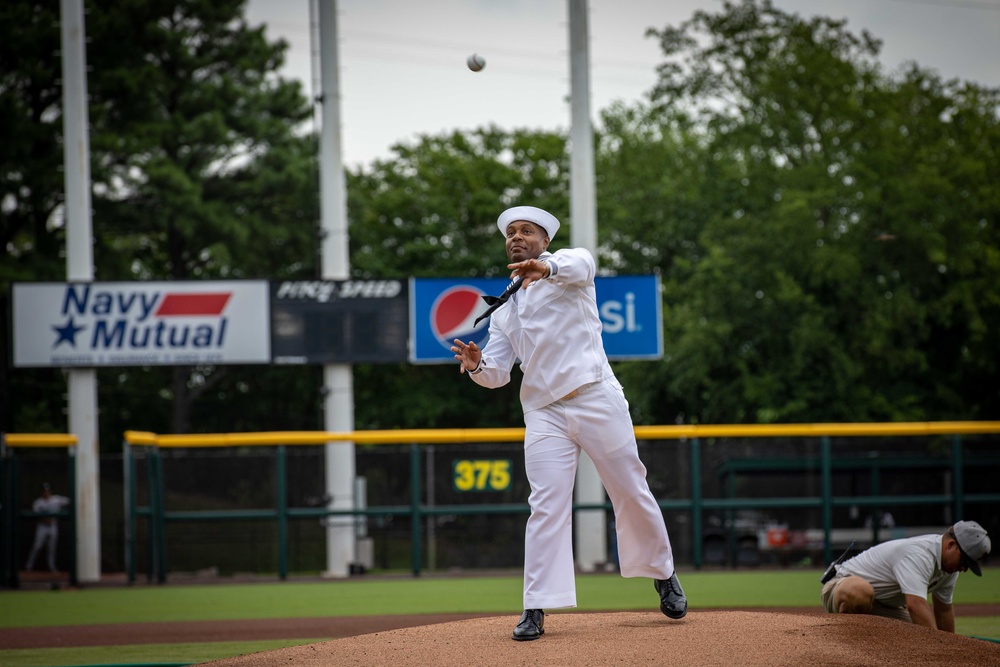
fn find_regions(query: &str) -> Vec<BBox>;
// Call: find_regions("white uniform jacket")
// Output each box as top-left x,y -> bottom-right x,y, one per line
470,247 -> 614,412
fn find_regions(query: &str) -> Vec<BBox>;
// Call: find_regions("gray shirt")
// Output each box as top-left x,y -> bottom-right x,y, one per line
837,534 -> 958,608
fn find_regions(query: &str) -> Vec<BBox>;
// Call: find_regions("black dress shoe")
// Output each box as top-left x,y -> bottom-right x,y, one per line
511,609 -> 545,641
654,573 -> 688,619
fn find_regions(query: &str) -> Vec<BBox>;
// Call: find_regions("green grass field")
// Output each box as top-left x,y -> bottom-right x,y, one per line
1,569 -> 998,667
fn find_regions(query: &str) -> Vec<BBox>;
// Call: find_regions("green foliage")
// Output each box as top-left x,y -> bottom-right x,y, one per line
348,126 -> 569,280
613,0 -> 1000,425
3,0 -> 998,438
85,0 -> 317,282
0,2 -> 66,282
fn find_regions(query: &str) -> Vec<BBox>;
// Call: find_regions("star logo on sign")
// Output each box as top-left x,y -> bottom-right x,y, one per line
52,317 -> 86,348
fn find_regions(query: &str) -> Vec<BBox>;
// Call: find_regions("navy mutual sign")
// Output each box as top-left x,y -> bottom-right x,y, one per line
11,281 -> 270,367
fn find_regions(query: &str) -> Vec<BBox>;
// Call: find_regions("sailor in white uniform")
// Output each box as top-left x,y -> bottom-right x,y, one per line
452,205 -> 687,641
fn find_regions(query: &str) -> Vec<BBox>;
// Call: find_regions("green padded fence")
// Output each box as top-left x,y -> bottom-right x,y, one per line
121,422 -> 1000,583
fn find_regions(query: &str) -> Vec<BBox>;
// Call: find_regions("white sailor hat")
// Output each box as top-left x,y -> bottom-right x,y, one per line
497,206 -> 560,240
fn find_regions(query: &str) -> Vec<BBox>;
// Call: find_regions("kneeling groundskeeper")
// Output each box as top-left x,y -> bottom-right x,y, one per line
821,520 -> 991,632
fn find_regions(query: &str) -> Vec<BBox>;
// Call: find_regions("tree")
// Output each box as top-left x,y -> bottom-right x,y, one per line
0,3 -> 66,280
608,0 -> 1000,423
1,0 -> 321,436
1,2 -> 73,432
87,0 -> 320,433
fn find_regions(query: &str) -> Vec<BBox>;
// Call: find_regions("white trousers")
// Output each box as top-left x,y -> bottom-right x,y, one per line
521,377 -> 674,609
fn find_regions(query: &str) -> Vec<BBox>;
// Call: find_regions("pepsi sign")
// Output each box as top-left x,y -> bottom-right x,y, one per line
410,278 -> 499,363
595,275 -> 663,360
409,275 -> 662,363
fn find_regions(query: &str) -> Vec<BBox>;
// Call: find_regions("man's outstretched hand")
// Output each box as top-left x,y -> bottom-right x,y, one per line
451,339 -> 482,374
508,258 -> 550,289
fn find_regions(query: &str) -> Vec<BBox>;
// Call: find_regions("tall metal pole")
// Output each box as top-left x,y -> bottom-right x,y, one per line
316,0 -> 356,578
568,0 -> 606,572
61,0 -> 101,583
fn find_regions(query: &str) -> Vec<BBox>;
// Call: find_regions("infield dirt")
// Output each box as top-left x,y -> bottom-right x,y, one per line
6,608 -> 998,666
193,610 -> 1000,667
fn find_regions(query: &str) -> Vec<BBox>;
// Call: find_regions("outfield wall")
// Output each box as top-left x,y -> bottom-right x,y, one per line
3,423 -> 999,585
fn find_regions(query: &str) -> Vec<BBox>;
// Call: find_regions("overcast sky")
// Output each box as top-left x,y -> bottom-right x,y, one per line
244,0 -> 1000,169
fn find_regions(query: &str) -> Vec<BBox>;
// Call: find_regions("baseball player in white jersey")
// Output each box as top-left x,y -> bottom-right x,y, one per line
821,520 -> 991,631
25,483 -> 72,573
451,205 -> 687,641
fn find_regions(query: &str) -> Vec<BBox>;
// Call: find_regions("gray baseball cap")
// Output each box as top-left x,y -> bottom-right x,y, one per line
951,520 -> 990,576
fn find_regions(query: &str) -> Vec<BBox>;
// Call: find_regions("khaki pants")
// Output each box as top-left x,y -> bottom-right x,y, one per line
821,576 -> 912,623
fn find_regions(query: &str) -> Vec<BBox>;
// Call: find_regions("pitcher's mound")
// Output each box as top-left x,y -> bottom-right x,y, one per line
198,610 -> 999,667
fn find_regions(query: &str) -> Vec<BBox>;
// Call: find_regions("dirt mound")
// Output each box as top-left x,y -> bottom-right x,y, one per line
197,610 -> 1000,667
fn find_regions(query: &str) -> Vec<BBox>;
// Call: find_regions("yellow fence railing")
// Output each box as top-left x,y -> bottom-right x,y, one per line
122,421 -> 1000,448
2,433 -> 79,448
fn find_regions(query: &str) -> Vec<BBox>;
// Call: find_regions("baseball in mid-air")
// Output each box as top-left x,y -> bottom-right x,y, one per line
467,53 -> 486,72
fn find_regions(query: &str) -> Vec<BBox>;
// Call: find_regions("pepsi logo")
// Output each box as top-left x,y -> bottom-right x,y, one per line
430,285 -> 490,351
